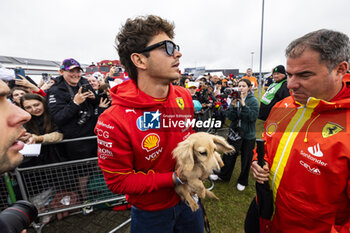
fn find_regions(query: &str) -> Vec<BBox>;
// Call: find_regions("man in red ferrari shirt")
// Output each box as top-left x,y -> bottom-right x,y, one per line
250,29 -> 350,232
95,15 -> 203,232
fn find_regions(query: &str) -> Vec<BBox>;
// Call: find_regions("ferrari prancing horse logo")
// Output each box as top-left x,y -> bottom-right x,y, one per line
176,97 -> 185,110
322,122 -> 343,138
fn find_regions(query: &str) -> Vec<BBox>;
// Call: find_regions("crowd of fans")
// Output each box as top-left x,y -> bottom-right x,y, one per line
1,22 -> 348,232
2,59 -> 114,167
0,54 -> 304,228
1,59 -> 289,194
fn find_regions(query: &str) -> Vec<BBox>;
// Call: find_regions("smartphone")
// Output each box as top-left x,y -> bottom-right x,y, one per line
81,83 -> 90,93
42,73 -> 50,82
14,68 -> 25,80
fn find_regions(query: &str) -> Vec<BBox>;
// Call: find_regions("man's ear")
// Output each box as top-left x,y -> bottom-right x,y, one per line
130,53 -> 147,70
335,61 -> 348,76
59,69 -> 64,75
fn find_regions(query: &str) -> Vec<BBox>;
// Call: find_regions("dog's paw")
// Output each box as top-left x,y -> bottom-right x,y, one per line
224,151 -> 236,156
189,203 -> 199,212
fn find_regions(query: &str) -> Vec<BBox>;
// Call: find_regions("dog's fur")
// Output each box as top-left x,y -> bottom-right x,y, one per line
172,132 -> 235,211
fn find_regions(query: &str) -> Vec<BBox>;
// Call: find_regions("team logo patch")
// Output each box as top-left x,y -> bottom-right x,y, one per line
176,97 -> 185,110
266,123 -> 277,137
307,143 -> 323,157
142,133 -> 160,152
136,110 -> 161,131
322,122 -> 343,138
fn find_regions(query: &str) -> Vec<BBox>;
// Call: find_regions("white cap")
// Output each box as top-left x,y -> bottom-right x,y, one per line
0,65 -> 15,81
196,76 -> 206,82
93,72 -> 103,79
186,81 -> 198,88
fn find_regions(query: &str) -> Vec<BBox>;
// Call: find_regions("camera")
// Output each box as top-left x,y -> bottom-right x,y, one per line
220,87 -> 241,99
81,83 -> 90,93
77,110 -> 91,125
0,200 -> 38,233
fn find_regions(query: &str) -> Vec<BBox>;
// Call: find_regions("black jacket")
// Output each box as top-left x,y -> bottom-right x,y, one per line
46,75 -> 98,139
227,93 -> 259,140
46,76 -> 98,160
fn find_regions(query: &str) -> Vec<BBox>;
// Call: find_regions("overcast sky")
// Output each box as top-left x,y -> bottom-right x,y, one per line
1,0 -> 349,73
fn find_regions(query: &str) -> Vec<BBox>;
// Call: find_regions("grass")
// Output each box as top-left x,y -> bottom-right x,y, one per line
203,157 -> 256,233
202,90 -> 266,233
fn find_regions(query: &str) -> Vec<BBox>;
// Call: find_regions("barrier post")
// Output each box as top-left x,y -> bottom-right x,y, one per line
4,172 -> 16,204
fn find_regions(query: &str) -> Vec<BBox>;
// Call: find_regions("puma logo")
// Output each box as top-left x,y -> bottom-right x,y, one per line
126,109 -> 136,114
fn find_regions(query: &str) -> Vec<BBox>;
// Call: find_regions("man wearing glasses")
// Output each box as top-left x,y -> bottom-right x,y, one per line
95,15 -> 204,232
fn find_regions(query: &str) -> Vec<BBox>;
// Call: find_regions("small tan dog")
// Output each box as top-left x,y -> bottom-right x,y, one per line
172,132 -> 235,211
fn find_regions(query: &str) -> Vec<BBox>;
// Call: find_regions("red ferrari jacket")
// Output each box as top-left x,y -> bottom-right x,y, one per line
95,80 -> 194,211
261,74 -> 350,232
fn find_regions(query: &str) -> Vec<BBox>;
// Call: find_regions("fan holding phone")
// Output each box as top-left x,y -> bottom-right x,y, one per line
45,58 -> 99,161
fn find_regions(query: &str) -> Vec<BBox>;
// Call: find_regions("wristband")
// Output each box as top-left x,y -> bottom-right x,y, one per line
173,172 -> 183,185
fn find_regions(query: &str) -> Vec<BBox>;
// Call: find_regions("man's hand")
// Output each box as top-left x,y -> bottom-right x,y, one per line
251,160 -> 270,184
86,90 -> 96,100
73,87 -> 90,105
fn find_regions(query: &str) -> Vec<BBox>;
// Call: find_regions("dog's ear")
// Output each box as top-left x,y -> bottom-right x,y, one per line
172,139 -> 195,172
211,135 -> 235,153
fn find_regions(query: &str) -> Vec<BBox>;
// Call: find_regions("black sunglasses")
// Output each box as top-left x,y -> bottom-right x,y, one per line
139,40 -> 180,56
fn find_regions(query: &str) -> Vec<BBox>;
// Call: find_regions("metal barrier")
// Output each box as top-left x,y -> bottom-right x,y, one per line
13,136 -> 130,233
4,131 -> 221,232
0,173 -> 11,211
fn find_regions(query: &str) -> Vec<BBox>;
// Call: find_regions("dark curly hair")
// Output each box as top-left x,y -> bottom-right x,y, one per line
116,15 -> 175,81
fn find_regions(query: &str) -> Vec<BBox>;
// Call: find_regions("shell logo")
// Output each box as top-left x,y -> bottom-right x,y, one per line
142,133 -> 160,152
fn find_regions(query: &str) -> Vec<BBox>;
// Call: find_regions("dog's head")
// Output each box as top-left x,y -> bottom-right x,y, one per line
172,132 -> 235,172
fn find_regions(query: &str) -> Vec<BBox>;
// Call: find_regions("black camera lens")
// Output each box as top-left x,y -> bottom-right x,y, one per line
0,200 -> 38,233
224,88 -> 233,95
78,110 -> 89,125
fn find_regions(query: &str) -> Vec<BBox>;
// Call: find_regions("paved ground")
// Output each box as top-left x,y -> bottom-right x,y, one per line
27,128 -> 229,233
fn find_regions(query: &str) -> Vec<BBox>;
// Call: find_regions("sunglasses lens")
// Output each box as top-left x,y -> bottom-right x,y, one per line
166,41 -> 175,56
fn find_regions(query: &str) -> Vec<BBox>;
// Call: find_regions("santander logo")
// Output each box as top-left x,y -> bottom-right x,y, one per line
307,143 -> 323,157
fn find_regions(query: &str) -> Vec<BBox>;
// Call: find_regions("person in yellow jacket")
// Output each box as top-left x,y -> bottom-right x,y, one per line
250,29 -> 350,233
